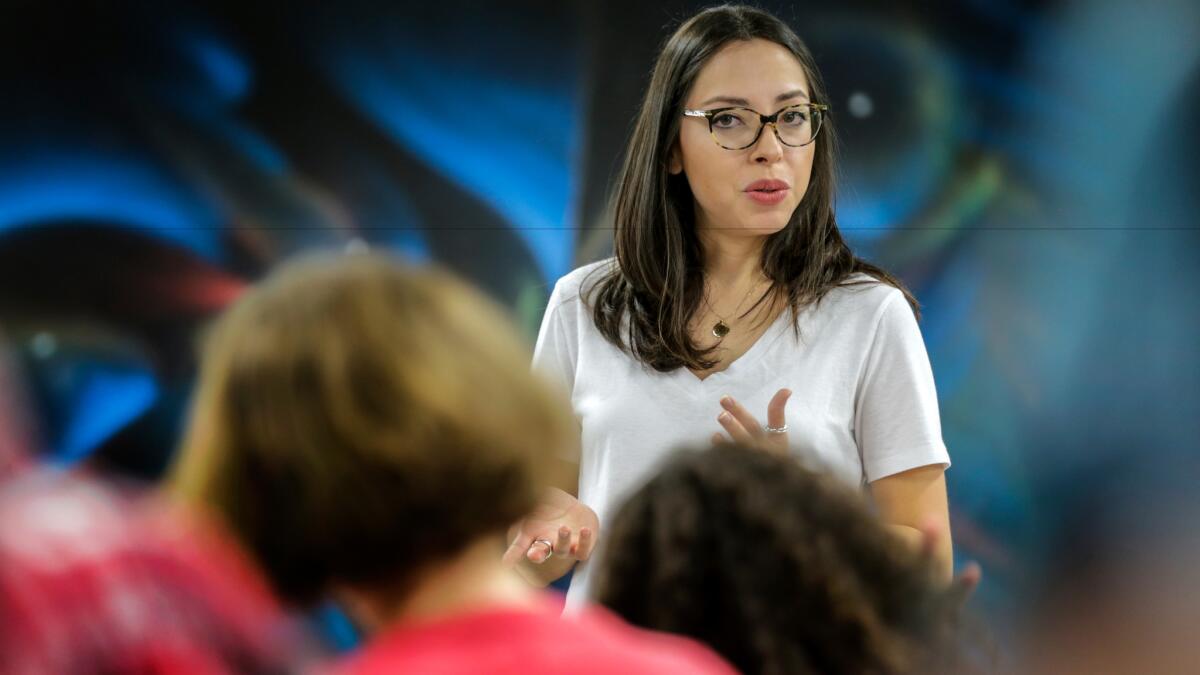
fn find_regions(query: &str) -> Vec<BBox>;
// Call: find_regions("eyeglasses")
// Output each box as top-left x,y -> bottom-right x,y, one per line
682,103 -> 829,150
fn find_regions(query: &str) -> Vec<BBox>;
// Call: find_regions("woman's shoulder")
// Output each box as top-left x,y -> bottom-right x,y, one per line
555,258 -> 617,293
789,277 -> 914,352
548,258 -> 618,309
821,273 -> 908,314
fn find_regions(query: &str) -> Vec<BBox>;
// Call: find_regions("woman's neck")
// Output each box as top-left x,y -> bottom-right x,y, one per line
698,223 -> 768,289
340,535 -> 538,634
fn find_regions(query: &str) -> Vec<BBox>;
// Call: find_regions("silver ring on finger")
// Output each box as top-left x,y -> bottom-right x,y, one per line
764,424 -> 788,434
531,538 -> 554,560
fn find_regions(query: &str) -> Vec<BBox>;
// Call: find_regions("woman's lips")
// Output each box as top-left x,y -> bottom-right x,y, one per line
745,187 -> 789,205
743,179 -> 790,205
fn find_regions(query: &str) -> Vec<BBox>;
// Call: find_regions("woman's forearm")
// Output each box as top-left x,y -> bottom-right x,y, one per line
884,523 -> 953,582
513,554 -> 577,587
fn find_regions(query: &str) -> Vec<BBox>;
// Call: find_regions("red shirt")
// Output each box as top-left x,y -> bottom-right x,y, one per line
338,597 -> 736,675
0,471 -> 293,674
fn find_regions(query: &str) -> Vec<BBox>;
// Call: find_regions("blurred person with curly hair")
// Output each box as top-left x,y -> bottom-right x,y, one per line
595,445 -> 975,675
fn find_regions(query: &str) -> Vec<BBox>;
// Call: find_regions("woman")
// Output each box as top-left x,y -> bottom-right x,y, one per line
594,445 -> 970,675
170,254 -> 734,674
507,5 -> 955,607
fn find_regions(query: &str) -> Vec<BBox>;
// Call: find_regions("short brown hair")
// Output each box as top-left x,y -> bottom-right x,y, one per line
171,253 -> 577,604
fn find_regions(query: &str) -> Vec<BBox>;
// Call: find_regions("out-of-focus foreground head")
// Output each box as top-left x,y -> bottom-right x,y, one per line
0,470 -> 289,674
170,252 -> 577,605
595,445 -> 971,675
1024,456 -> 1200,675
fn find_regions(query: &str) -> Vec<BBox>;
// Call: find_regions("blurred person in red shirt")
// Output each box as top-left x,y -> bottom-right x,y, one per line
0,469 -> 295,674
169,253 -> 734,674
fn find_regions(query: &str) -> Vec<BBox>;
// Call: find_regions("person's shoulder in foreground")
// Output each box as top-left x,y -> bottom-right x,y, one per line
336,595 -> 736,675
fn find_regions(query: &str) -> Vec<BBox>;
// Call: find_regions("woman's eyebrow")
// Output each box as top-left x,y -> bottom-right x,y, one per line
699,95 -> 752,106
775,89 -> 810,102
699,89 -> 810,107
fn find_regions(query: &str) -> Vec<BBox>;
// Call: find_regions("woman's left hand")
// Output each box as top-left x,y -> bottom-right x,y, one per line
711,388 -> 792,456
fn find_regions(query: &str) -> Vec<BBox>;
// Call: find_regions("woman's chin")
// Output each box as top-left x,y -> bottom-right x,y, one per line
698,210 -> 790,238
739,218 -> 790,237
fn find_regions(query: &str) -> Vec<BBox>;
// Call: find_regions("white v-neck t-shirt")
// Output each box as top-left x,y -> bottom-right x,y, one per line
532,259 -> 950,609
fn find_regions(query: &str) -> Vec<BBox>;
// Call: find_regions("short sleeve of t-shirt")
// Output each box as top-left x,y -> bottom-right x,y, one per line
533,280 -> 577,392
533,279 -> 582,463
854,290 -> 950,482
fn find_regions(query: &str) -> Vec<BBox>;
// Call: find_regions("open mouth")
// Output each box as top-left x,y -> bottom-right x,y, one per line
744,181 -> 790,204
744,179 -> 790,194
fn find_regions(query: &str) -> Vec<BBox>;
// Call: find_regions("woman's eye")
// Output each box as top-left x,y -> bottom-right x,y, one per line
712,113 -> 744,128
780,111 -> 808,125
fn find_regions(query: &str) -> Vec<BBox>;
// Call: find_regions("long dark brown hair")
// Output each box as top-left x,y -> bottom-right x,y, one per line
588,4 -> 918,372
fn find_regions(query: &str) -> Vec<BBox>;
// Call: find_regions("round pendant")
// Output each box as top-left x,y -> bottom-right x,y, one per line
712,321 -> 730,338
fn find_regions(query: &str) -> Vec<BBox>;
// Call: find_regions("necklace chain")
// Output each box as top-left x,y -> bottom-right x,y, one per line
702,277 -> 767,339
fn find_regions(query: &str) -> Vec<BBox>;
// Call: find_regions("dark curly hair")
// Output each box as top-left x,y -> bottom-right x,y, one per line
594,446 -> 967,675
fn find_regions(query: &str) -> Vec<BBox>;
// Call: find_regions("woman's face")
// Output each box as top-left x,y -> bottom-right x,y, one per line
672,38 -> 816,239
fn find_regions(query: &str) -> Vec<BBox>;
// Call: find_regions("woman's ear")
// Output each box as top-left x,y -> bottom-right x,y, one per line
667,142 -> 683,175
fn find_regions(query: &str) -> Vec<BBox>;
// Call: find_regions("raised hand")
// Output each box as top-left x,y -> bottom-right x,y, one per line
711,388 -> 792,456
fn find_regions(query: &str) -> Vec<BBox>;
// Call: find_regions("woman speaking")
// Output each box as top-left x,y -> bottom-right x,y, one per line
506,5 -> 955,608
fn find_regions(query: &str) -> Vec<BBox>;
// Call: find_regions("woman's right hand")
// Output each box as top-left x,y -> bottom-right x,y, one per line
503,487 -> 598,584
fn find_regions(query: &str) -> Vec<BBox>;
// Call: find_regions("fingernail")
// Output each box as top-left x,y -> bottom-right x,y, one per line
719,411 -> 731,422
720,395 -> 733,408
559,526 -> 570,536
580,527 -> 591,537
